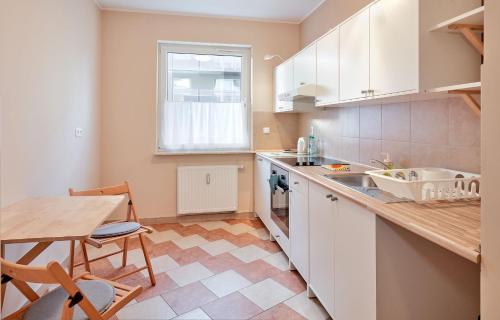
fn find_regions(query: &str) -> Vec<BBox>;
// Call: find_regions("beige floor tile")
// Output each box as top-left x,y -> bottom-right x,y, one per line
116,296 -> 176,320
147,230 -> 182,244
173,234 -> 209,249
201,270 -> 252,297
240,278 -> 295,310
284,292 -> 330,320
230,245 -> 271,263
262,252 -> 289,271
166,262 -> 214,287
108,248 -> 145,268
174,308 -> 211,320
223,223 -> 255,235
141,254 -> 180,276
199,239 -> 238,256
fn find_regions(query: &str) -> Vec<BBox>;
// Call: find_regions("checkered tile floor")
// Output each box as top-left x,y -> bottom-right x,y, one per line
75,218 -> 329,320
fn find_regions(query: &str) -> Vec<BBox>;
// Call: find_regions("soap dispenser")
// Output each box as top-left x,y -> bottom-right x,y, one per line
381,152 -> 394,170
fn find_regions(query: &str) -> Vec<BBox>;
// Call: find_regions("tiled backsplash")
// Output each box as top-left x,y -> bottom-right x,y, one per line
298,97 -> 481,173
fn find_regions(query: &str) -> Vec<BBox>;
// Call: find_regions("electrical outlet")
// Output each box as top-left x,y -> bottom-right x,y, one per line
75,128 -> 84,138
263,127 -> 271,134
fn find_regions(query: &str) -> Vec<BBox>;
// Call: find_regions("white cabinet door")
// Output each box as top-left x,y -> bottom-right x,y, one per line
339,8 -> 370,101
254,156 -> 271,228
293,44 -> 316,89
289,173 -> 309,281
316,28 -> 339,106
274,60 -> 294,112
334,196 -> 376,320
309,182 -> 336,317
370,0 -> 418,96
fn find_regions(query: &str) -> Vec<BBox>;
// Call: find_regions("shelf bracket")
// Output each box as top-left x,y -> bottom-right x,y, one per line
449,24 -> 484,55
449,89 -> 481,116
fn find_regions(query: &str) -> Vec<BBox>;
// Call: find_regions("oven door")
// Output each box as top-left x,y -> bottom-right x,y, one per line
271,181 -> 289,237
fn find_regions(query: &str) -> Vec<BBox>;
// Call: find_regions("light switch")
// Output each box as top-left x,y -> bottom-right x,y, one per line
75,128 -> 84,138
263,127 -> 271,134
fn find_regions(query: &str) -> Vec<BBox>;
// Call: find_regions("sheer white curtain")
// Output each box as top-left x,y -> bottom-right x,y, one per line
159,101 -> 250,152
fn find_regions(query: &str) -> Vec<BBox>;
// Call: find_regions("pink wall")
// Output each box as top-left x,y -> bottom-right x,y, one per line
300,0 -> 371,48
101,11 -> 300,218
0,0 -> 101,313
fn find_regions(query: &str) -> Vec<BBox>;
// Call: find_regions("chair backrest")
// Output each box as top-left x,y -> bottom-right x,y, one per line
68,181 -> 139,222
1,258 -> 102,318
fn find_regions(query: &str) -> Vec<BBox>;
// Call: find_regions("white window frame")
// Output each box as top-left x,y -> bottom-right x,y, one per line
155,41 -> 252,154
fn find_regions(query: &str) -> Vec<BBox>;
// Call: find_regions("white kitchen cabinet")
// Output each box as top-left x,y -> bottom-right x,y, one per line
274,59 -> 294,112
370,0 -> 419,96
308,182 -> 336,317
334,196 -> 376,320
289,173 -> 309,281
339,7 -> 370,101
254,156 -> 271,229
316,28 -> 339,106
293,44 -> 316,89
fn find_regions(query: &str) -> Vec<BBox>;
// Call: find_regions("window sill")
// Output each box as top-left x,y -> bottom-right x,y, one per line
154,150 -> 256,156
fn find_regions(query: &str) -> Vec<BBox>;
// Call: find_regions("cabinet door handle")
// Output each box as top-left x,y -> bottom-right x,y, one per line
206,174 -> 211,185
257,158 -> 263,162
326,194 -> 338,201
361,90 -> 368,95
300,82 -> 306,85
294,181 -> 299,185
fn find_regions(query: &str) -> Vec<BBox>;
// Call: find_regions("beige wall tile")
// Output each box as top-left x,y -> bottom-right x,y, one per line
381,141 -> 411,168
410,144 -> 450,168
359,139 -> 382,165
449,97 -> 481,148
360,105 -> 382,139
341,106 -> 360,138
449,147 -> 481,173
381,102 -> 411,142
340,137 -> 360,162
411,99 -> 449,145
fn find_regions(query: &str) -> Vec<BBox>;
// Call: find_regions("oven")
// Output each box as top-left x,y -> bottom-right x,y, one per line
270,164 -> 289,238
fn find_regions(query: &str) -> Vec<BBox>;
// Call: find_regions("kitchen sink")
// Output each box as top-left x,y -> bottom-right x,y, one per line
325,173 -> 377,188
323,173 -> 409,203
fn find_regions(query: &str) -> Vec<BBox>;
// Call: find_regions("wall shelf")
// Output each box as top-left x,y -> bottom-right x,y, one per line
430,6 -> 484,55
426,82 -> 481,116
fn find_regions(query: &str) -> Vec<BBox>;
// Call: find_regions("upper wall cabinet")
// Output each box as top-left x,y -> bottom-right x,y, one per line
369,0 -> 419,97
316,28 -> 339,106
274,0 -> 480,109
293,44 -> 316,89
274,59 -> 294,112
339,8 -> 370,101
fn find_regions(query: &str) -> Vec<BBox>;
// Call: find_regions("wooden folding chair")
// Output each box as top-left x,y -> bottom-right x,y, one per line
68,181 -> 156,286
0,257 -> 142,320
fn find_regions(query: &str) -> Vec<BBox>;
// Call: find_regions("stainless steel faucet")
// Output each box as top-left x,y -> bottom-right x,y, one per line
370,159 -> 391,170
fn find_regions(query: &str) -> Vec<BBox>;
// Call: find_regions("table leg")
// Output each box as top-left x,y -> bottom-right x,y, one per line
1,242 -> 52,308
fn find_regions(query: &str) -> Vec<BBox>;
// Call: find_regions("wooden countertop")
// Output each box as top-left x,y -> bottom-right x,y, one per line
257,153 -> 481,264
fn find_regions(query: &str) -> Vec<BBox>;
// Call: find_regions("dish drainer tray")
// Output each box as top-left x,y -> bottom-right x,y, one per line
366,168 -> 480,203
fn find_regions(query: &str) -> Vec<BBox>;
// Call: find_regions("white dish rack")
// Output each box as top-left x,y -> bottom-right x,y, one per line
366,168 -> 480,203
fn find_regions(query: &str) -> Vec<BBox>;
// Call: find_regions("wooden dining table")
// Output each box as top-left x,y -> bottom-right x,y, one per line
0,195 -> 125,305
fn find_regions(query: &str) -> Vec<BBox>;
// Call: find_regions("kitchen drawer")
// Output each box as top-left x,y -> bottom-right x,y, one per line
290,173 -> 308,194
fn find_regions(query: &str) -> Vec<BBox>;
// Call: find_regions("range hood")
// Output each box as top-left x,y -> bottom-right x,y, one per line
278,84 -> 316,102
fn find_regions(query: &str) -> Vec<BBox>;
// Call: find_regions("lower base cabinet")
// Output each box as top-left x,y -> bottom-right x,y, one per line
308,181 -> 376,320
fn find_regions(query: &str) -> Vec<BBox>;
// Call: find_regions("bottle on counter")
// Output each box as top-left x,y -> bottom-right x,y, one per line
308,126 -> 317,156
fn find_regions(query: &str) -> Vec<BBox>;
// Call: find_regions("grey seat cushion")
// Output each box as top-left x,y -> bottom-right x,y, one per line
91,221 -> 141,239
24,280 -> 115,320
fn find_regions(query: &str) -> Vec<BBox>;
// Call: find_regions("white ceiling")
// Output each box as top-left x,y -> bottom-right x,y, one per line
96,0 -> 326,23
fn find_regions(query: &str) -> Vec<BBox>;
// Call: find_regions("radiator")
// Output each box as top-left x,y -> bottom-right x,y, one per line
177,165 -> 239,215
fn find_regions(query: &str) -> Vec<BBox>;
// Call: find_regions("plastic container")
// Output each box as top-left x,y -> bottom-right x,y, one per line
366,168 -> 481,203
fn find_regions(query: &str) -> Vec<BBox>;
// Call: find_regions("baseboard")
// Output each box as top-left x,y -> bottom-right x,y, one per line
140,211 -> 257,225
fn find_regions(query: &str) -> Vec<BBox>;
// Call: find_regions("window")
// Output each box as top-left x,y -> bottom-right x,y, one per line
157,42 -> 251,153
